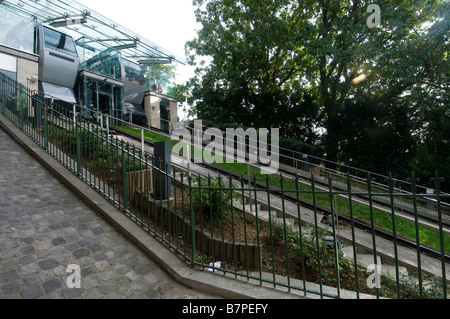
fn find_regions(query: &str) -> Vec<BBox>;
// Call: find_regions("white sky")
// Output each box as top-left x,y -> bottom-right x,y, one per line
74,0 -> 200,85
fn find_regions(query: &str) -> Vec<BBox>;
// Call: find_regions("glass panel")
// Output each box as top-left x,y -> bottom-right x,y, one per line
40,82 -> 77,104
142,64 -> 176,98
0,69 -> 16,81
81,49 -> 122,80
113,86 -> 124,122
1,0 -> 184,65
0,5 -> 35,53
0,53 -> 17,73
160,97 -> 170,133
123,59 -> 145,84
43,26 -> 78,57
85,78 -> 97,111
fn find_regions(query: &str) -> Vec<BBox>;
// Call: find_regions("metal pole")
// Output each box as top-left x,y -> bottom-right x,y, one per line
141,128 -> 145,152
247,164 -> 252,212
106,114 -> 109,135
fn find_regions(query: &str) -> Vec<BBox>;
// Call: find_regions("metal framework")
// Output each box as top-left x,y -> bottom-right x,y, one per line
1,0 -> 185,65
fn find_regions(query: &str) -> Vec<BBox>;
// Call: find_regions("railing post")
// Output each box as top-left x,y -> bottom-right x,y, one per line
75,114 -> 82,175
122,140 -> 128,211
410,171 -> 423,298
19,89 -> 24,128
433,171 -> 447,299
44,104 -> 48,150
189,174 -> 196,264
346,172 -> 359,298
1,75 -> 5,113
388,172 -> 401,298
367,173 -> 380,299
311,173 -> 324,297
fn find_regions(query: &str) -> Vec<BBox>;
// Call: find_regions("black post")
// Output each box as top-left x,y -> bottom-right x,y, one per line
33,94 -> 42,128
301,153 -> 309,171
154,141 -> 171,199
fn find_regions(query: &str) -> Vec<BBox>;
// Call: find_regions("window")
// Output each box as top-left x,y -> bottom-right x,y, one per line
43,26 -> 77,57
123,59 -> 145,84
0,6 -> 35,53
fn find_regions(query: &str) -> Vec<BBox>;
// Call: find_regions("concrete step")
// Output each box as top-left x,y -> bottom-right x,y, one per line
342,246 -> 381,269
381,265 -> 409,281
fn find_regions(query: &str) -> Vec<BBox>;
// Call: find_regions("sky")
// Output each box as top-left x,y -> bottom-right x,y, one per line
74,0 -> 200,85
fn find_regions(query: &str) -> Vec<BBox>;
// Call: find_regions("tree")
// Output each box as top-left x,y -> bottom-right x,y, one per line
183,0 -> 449,179
183,0 -> 323,144
303,0 -> 448,169
336,2 -> 449,183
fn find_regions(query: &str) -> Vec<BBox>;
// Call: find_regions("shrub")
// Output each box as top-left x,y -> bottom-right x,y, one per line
191,175 -> 240,219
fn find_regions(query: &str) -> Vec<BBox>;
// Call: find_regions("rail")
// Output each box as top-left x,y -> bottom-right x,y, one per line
1,72 -> 449,299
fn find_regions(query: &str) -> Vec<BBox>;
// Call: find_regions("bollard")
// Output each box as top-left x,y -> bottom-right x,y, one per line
154,141 -> 171,199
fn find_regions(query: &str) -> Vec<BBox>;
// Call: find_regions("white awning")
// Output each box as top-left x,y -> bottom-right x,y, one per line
39,81 -> 77,104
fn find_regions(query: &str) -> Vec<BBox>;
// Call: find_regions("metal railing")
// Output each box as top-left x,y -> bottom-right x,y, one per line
1,72 -> 449,299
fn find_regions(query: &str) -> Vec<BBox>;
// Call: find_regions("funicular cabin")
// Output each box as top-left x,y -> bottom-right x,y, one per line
0,0 -> 183,133
36,22 -> 79,108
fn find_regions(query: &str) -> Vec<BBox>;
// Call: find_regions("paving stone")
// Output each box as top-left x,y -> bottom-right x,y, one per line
18,237 -> 34,245
43,278 -> 63,293
51,237 -> 67,246
61,287 -> 83,299
99,283 -> 115,294
73,248 -> 91,259
38,259 -> 58,270
34,240 -> 51,251
52,265 -> 67,276
20,263 -> 40,276
125,270 -> 139,282
0,127 -> 221,299
113,264 -> 130,274
24,274 -> 40,286
2,281 -> 20,295
19,245 -> 36,254
81,276 -> 98,290
98,270 -> 116,281
93,260 -> 109,271
143,288 -> 160,299
131,279 -> 147,291
19,255 -> 36,265
21,285 -> 44,299
81,287 -> 104,299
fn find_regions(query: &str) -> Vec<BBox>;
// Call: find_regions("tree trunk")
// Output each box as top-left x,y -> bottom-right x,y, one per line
325,100 -> 339,171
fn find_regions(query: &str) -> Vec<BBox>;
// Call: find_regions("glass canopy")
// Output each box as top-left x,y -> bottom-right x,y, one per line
0,0 -> 185,66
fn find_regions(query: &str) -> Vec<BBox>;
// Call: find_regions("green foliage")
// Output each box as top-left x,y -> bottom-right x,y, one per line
191,175 -> 240,218
379,272 -> 450,299
264,220 -> 359,286
53,126 -> 142,172
184,0 -> 450,190
264,220 -> 339,271
59,127 -> 101,154
184,0 -> 323,145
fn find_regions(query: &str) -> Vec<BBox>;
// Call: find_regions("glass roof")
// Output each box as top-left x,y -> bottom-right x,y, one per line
0,0 -> 185,65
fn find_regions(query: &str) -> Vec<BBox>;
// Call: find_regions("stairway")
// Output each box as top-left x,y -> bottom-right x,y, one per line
239,201 -> 412,285
341,246 -> 409,283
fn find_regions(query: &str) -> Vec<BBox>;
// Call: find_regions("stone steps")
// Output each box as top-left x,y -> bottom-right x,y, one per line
341,246 -> 409,282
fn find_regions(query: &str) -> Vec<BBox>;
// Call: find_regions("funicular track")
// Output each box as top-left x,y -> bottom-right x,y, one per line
111,125 -> 450,265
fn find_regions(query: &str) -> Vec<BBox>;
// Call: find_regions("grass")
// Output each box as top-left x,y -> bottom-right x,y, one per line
114,125 -> 450,253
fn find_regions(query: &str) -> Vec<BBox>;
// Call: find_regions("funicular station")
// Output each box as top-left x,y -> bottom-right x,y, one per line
2,0 -> 449,301
0,0 -> 183,133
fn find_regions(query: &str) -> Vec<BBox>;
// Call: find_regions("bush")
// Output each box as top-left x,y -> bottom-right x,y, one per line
191,175 -> 240,218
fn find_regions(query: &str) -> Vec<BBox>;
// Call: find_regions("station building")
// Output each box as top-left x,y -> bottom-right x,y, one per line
0,0 -> 183,132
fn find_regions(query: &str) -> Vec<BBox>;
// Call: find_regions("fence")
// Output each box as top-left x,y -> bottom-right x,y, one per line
1,72 -> 449,299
